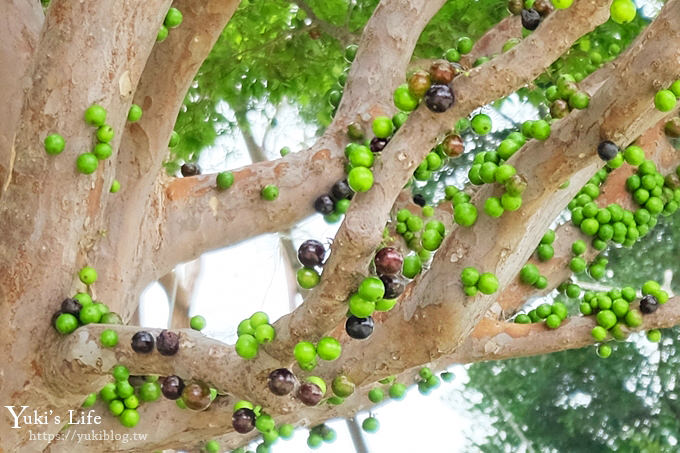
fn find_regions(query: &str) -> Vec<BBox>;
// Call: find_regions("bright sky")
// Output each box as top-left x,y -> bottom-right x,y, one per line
138,1 -> 663,451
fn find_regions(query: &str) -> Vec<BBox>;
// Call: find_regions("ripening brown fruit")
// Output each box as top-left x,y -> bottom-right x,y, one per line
408,70 -> 431,98
297,382 -> 323,406
182,381 -> 212,411
507,0 -> 523,15
550,99 -> 570,119
374,247 -> 403,275
533,0 -> 555,17
429,59 -> 457,85
442,134 -> 465,157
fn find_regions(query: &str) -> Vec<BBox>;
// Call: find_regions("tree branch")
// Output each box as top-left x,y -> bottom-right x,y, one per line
0,0 -> 44,190
156,0 -> 446,277
265,0 -> 613,363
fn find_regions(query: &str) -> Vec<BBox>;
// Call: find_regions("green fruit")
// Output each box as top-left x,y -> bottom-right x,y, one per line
445,48 -> 461,62
597,344 -> 612,358
127,104 -> 142,122
96,125 -> 114,143
500,193 -> 522,211
402,254 -> 422,278
368,388 -> 384,403
477,273 -> 499,295
79,304 -> 101,324
93,143 -> 112,160
116,381 -> 134,399
82,393 -> 97,408
519,263 -> 539,285
454,202 -> 478,227
484,197 -> 504,218
531,120 -> 551,140
457,36 -> 473,54
235,334 -> 258,359
331,375 -> 355,397
348,293 -> 375,318
471,114 -> 492,135
536,303 -> 552,319
347,167 -> 374,192
591,326 -> 607,341
461,267 -> 480,287
545,314 -> 561,329
110,179 -> 121,193
388,382 -> 406,400
655,90 -> 676,112
344,44 -> 358,61
254,324 -> 275,344
536,244 -> 554,261
358,277 -> 385,301
294,341 -> 316,364
190,315 -> 206,331
261,184 -> 279,201
168,131 -> 180,148
164,7 -> 183,28
55,313 -> 78,334
596,310 -> 617,330
100,329 -> 118,347
297,267 -> 320,289
514,314 -> 531,324
157,25 -> 169,42
44,134 -> 65,155
317,337 -> 341,361
624,309 -> 643,327
647,329 -> 662,342
216,171 -> 234,190
109,399 -> 124,416
119,409 -> 140,427
139,381 -> 161,402
393,84 -> 419,112
372,116 -> 394,138
77,153 -> 98,174
551,302 -> 568,320
112,365 -> 129,382
84,104 -> 107,126
552,0 -> 574,9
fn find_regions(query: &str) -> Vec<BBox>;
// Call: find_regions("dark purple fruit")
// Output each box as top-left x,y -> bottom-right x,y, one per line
297,382 -> 323,406
507,0 -> 523,15
640,295 -> 659,314
370,137 -> 389,153
380,274 -> 405,299
232,408 -> 256,434
314,194 -> 335,215
597,141 -> 619,161
156,330 -> 180,356
131,331 -> 154,353
331,179 -> 354,201
345,316 -> 374,340
375,247 -> 403,275
521,9 -> 541,30
442,134 -> 464,157
60,298 -> 82,317
182,380 -> 212,411
408,70 -> 431,98
180,163 -> 201,177
413,194 -> 426,207
550,99 -> 570,119
424,84 -> 455,113
267,368 -> 296,396
298,240 -> 326,267
161,375 -> 185,400
533,0 -> 554,16
429,60 -> 457,85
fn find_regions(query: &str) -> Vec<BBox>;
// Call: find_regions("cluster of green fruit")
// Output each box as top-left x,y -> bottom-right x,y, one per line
307,424 -> 337,449
52,267 -> 123,337
460,267 -> 500,297
293,337 -> 342,370
514,300 -> 568,329
326,44 -> 356,118
415,366 -> 444,396
90,367 -> 166,428
441,36 -> 474,65
518,263 -> 549,290
394,207 -> 446,256
545,73 -> 591,119
157,7 -> 183,42
235,312 -> 276,359
534,229 -> 556,262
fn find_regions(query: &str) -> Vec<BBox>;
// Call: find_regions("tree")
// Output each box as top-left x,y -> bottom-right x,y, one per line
2,0 -> 680,451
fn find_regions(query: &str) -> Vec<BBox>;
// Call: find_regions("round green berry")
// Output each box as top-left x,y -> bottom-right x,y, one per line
368,388 -> 384,403
347,167 -> 374,192
164,7 -> 183,28
461,267 -> 480,287
190,315 -> 206,331
261,184 -> 279,201
501,193 -> 522,211
55,313 -> 78,334
484,197 -> 504,218
536,244 -> 554,261
317,337 -> 341,361
77,153 -> 99,174
127,104 -> 142,122
297,267 -> 320,289
139,381 -> 161,402
254,324 -> 275,344
235,334 -> 258,359
471,114 -> 492,135
388,382 -> 406,400
84,104 -> 107,126
119,408 -> 139,428
654,89 -> 677,112
82,393 -> 97,408
477,273 -> 499,295
216,171 -> 234,190
157,25 -> 169,42
591,326 -> 607,341
44,134 -> 65,155
349,293 -> 375,318
454,202 -> 478,227
597,344 -> 612,358
96,125 -> 114,143
393,84 -> 419,112
372,116 -> 394,138
519,264 -> 539,285
457,36 -> 473,54
358,277 -> 385,301
647,329 -> 662,342
545,314 -> 561,329
624,309 -> 643,327
168,131 -> 180,148
79,266 -> 98,285
294,341 -> 316,364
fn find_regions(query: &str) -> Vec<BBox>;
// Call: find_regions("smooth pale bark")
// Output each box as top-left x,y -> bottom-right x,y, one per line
0,0 -> 171,450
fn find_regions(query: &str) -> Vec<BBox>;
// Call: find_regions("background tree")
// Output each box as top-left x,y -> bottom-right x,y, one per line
1,0 -> 680,451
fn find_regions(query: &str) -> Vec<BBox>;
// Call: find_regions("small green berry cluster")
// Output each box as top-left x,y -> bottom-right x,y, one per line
460,267 -> 499,296
442,35 -> 474,64
293,336 -> 342,370
535,229 -> 556,261
157,7 -> 183,42
545,73 -> 591,120
514,300 -> 568,329
654,80 -> 680,112
307,424 -> 337,449
467,148 -> 527,219
518,263 -> 548,289
326,44 -> 355,119
235,312 -> 275,359
416,367 -> 441,395
52,267 -> 123,338
346,276 -> 389,319
394,208 -> 446,255
97,372 -> 164,428
74,104 -> 116,175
